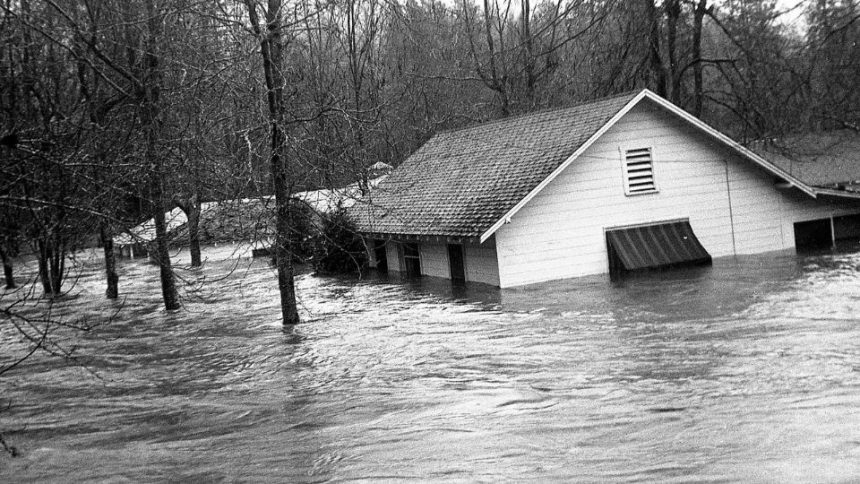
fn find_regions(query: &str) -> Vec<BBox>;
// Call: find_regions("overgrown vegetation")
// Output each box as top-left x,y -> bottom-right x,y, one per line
312,207 -> 369,275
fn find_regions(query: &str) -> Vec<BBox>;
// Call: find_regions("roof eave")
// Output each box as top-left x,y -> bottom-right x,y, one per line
813,187 -> 860,199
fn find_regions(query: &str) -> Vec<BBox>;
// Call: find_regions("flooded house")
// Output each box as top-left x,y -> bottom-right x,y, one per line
351,89 -> 860,288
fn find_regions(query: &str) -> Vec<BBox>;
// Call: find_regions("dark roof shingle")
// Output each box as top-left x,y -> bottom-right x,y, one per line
351,91 -> 639,238
749,130 -> 860,188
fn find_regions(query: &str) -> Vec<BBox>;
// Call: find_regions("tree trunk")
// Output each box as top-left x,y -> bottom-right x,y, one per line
100,224 -> 119,298
185,194 -> 202,268
36,238 -> 63,295
644,0 -> 667,97
692,0 -> 708,117
482,0 -> 510,116
246,0 -> 300,325
665,0 -> 681,104
37,240 -> 51,294
521,0 -> 536,106
0,248 -> 14,289
152,195 -> 179,309
143,0 -> 180,311
49,236 -> 63,294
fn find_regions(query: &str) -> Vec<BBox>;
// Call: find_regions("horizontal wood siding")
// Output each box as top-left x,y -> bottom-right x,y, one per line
495,99 -> 860,287
386,242 -> 402,272
420,242 -> 449,278
378,239 -> 501,286
465,241 -> 501,286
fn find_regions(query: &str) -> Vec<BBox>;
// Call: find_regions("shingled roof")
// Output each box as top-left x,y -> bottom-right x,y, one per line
351,90 -> 860,241
748,130 -> 860,190
350,91 -> 640,239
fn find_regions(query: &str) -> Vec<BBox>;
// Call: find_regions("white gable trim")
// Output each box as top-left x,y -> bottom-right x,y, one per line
479,90 -> 650,243
637,90 -> 816,197
479,89 -> 817,244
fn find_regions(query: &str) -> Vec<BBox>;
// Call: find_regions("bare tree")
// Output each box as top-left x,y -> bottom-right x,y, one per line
244,0 -> 300,325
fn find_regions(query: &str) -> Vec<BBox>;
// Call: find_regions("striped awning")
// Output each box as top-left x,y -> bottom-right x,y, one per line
606,220 -> 711,271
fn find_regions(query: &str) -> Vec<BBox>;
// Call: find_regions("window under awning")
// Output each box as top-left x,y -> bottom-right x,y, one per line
606,220 -> 711,272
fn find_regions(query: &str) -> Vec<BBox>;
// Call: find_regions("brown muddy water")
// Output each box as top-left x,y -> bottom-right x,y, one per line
2,246 -> 860,482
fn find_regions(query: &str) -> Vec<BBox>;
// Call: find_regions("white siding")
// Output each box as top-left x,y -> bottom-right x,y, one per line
420,242 -> 449,278
495,100 -> 860,288
380,239 -> 501,286
465,241 -> 501,286
386,242 -> 402,272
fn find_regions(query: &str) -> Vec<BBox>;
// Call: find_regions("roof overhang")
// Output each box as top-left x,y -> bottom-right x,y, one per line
479,89 -> 819,244
813,187 -> 860,200
359,232 -> 482,244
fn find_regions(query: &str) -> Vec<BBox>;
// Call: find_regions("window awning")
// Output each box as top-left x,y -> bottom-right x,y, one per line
606,220 -> 711,271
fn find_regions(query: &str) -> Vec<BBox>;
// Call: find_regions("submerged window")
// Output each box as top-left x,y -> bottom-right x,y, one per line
623,147 -> 657,195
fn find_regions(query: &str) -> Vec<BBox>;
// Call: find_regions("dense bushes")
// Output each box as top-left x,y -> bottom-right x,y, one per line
311,207 -> 367,275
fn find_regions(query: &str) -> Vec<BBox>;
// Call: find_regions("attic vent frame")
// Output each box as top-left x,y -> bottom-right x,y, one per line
622,147 -> 658,196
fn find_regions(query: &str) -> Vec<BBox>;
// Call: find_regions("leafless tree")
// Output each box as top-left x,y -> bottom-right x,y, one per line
244,0 -> 301,324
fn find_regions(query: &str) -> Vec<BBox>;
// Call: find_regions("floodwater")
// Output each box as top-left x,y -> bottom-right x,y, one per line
2,245 -> 860,482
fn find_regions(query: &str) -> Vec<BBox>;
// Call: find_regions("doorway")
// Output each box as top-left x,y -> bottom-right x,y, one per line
373,240 -> 388,273
794,218 -> 833,251
834,214 -> 860,241
447,244 -> 465,282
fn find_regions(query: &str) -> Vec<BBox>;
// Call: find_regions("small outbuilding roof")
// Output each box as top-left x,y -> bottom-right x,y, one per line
115,175 -> 389,247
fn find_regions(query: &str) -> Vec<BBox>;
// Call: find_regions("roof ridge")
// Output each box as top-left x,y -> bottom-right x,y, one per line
435,89 -> 641,136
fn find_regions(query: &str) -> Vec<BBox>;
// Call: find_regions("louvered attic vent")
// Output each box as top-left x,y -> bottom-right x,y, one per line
623,147 -> 657,195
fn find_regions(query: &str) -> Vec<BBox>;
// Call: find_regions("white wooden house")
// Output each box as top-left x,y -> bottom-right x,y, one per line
350,89 -> 860,288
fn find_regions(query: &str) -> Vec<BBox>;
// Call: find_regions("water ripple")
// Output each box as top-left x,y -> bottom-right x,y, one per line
2,248 -> 860,481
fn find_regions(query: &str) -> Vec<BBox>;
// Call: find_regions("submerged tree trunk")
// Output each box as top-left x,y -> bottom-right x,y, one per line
182,194 -> 202,268
0,248 -> 14,289
37,241 -> 51,294
36,237 -> 63,295
100,224 -> 119,299
143,0 -> 179,311
49,238 -> 63,294
245,0 -> 301,325
152,195 -> 179,309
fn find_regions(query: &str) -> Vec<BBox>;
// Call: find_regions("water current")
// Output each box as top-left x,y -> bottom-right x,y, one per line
2,246 -> 860,482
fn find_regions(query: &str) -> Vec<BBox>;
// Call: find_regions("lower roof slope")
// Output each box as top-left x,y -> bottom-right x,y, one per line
749,130 -> 860,190
351,91 -> 639,239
